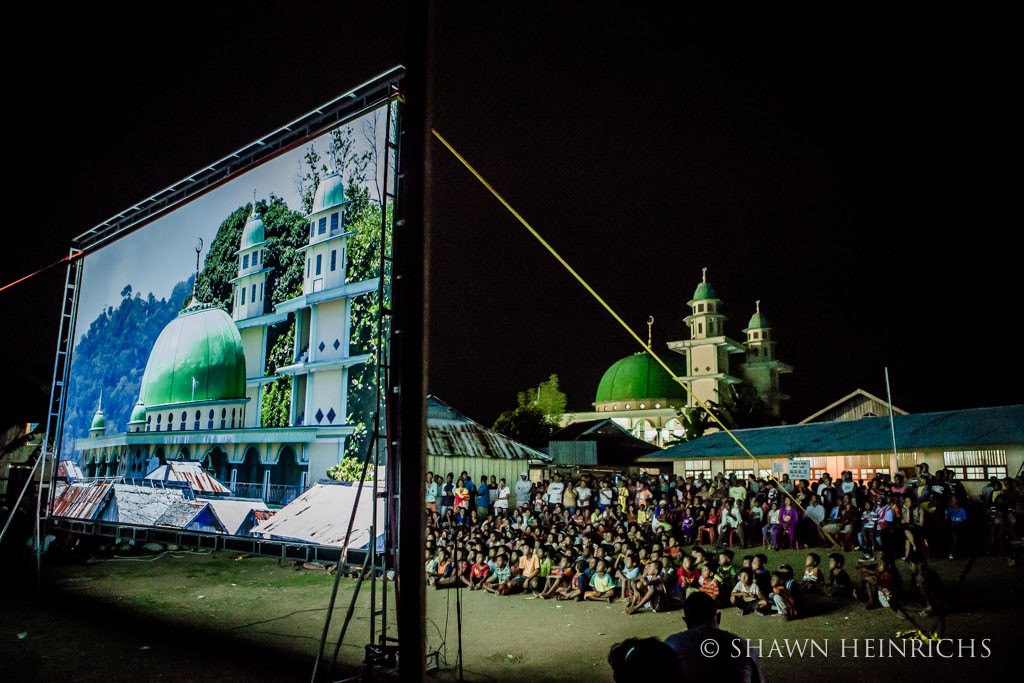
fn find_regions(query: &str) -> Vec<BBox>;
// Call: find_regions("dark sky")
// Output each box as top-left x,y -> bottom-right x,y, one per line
3,3 -> 1015,431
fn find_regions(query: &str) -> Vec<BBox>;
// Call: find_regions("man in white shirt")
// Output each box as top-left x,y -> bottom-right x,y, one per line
574,482 -> 592,511
545,475 -> 565,509
514,472 -> 533,508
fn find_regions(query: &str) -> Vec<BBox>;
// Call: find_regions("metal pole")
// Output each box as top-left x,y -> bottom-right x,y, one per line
885,367 -> 898,461
395,1 -> 430,677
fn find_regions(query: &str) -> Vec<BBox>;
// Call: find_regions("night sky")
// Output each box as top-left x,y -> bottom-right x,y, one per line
4,3 -> 1014,432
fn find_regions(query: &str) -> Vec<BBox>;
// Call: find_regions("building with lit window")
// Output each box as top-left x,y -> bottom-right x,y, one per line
641,403 -> 1023,496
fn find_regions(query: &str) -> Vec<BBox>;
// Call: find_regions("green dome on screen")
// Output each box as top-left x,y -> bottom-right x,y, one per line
240,207 -> 265,249
140,304 -> 246,407
595,353 -> 687,404
310,171 -> 351,215
129,401 -> 147,423
90,409 -> 105,430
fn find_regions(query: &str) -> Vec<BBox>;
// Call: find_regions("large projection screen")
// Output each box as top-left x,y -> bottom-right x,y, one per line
48,67 -> 402,553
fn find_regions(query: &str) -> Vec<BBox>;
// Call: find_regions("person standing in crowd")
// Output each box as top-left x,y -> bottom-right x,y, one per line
425,471 -> 438,514
546,473 -> 565,510
439,472 -> 455,519
514,472 -> 533,508
493,477 -> 510,516
477,476 -> 489,519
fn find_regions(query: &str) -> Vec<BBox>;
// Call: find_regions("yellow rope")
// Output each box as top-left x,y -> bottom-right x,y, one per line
431,128 -> 838,549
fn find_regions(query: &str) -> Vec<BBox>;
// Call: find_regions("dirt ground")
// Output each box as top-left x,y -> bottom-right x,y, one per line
2,545 -> 1022,681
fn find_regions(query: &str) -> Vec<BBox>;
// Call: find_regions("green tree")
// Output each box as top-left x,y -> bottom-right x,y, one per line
492,375 -> 569,448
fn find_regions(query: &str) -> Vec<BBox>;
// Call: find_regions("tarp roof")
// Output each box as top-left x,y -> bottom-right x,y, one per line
251,482 -> 384,550
145,460 -> 231,494
426,395 -> 551,462
646,404 -> 1024,461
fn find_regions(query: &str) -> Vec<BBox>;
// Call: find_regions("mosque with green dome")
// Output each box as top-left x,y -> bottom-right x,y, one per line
75,173 -> 376,504
560,268 -> 792,447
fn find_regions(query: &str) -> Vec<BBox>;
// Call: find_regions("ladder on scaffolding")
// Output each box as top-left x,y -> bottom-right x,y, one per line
35,247 -> 84,576
312,77 -> 405,682
368,77 -> 403,663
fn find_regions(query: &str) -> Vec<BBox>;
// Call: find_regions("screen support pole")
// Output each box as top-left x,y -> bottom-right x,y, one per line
394,1 -> 430,678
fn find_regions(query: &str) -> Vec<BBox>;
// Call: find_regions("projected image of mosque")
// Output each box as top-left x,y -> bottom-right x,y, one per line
75,173 -> 374,504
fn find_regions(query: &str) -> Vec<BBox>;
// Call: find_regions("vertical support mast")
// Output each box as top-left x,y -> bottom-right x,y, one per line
36,247 -> 83,578
394,1 -> 430,677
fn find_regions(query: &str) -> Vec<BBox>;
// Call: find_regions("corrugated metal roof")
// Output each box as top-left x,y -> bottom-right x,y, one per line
251,482 -> 384,549
200,498 -> 271,535
51,480 -> 114,520
102,484 -> 188,526
154,501 -> 208,528
647,404 -> 1024,461
145,461 -> 231,494
426,396 -> 551,461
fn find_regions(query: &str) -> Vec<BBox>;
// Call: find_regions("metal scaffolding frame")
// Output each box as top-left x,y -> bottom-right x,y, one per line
70,66 -> 405,252
32,64 -> 427,676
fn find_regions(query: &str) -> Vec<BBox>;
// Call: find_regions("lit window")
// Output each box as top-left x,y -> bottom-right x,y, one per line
625,404 -> 631,410
639,403 -> 646,409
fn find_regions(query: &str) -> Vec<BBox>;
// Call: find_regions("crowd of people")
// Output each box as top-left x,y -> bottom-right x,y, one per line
424,464 -> 1021,618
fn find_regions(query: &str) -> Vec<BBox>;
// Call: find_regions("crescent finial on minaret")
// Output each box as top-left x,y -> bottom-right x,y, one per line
647,316 -> 654,348
702,266 -> 707,283
756,299 -> 761,313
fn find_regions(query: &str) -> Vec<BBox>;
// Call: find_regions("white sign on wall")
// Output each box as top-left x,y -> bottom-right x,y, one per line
788,458 -> 811,480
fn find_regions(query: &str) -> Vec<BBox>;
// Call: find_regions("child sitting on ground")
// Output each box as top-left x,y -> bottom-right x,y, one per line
675,556 -> 700,596
823,552 -> 853,598
614,555 -> 641,601
464,551 -> 490,590
767,571 -> 797,620
624,561 -> 668,615
584,560 -> 618,602
483,554 -> 512,595
717,550 -> 737,594
730,567 -> 767,615
698,563 -> 721,604
801,553 -> 823,592
556,560 -> 590,601
752,554 -> 771,596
